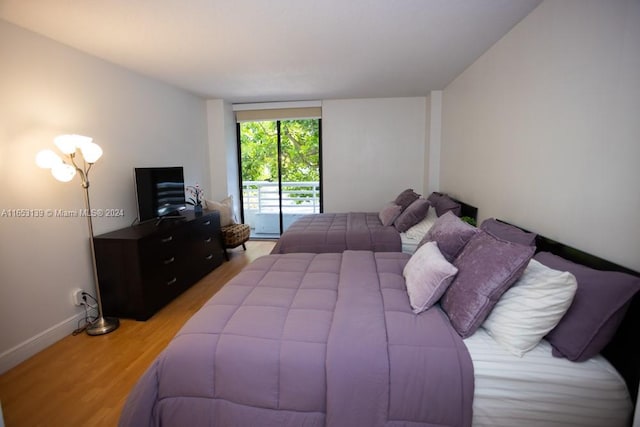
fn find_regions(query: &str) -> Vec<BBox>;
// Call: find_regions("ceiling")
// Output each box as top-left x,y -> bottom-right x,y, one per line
0,0 -> 542,103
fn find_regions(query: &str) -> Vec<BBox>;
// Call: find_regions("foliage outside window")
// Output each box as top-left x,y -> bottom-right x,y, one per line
240,119 -> 320,204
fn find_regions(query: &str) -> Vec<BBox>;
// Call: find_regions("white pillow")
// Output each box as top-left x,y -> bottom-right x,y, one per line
205,195 -> 235,226
482,259 -> 577,357
403,241 -> 459,314
404,204 -> 438,240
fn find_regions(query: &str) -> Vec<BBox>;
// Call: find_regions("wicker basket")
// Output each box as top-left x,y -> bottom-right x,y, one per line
221,223 -> 250,259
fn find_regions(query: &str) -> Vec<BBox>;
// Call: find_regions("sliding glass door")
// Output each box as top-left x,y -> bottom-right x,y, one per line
238,118 -> 321,238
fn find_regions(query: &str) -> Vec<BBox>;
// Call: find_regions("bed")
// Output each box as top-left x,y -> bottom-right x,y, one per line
119,217 -> 638,427
271,190 -> 478,255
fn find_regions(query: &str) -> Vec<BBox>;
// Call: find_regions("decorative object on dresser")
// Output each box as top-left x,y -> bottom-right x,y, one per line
186,183 -> 204,215
35,134 -> 120,336
93,211 -> 224,320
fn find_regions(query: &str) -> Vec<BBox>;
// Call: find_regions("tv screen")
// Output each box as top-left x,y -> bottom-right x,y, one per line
134,167 -> 186,222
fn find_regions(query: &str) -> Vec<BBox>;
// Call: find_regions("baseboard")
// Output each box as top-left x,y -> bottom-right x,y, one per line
0,312 -> 85,375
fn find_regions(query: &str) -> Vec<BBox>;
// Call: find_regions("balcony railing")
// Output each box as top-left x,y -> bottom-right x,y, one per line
242,181 -> 321,214
241,181 -> 321,237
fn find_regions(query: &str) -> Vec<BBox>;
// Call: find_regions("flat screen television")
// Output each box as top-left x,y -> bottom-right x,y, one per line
134,167 -> 186,223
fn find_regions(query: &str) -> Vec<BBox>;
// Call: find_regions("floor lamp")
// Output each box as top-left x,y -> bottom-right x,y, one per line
36,134 -> 120,336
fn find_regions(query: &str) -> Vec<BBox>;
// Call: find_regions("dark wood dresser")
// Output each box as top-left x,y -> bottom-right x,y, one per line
93,211 -> 224,320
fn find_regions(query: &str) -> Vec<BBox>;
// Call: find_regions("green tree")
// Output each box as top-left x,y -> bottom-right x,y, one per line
240,119 -> 320,183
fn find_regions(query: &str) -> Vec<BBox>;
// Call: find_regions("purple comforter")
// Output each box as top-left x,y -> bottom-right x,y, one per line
270,212 -> 402,254
119,251 -> 473,427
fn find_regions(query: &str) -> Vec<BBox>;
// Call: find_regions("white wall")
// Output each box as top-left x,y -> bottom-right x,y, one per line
0,21 -> 209,372
322,97 -> 427,212
426,91 -> 442,194
423,93 -> 432,193
206,99 -> 239,214
208,97 -> 429,218
441,0 -> 640,271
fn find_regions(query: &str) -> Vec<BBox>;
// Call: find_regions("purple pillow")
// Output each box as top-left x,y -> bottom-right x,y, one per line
394,198 -> 430,233
480,218 -> 537,246
441,231 -> 535,338
536,252 -> 640,361
426,191 -> 444,206
434,195 -> 462,217
418,211 -> 479,262
378,202 -> 403,226
403,241 -> 459,314
426,192 -> 463,217
394,189 -> 420,211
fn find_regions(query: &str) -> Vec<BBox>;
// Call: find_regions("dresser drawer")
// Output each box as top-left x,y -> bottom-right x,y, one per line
143,268 -> 188,304
189,246 -> 224,281
94,210 -> 223,320
187,213 -> 223,281
191,215 -> 219,236
140,230 -> 183,256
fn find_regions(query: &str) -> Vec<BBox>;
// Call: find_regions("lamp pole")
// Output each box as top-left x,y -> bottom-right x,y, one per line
82,179 -> 119,335
70,154 -> 119,336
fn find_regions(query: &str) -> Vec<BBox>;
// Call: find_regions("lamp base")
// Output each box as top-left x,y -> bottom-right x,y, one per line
86,316 -> 120,336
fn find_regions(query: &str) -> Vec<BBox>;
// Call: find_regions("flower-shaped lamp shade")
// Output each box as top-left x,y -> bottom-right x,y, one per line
79,141 -> 103,163
37,134 -> 101,182
51,163 -> 77,182
35,149 -> 63,169
54,134 -> 93,155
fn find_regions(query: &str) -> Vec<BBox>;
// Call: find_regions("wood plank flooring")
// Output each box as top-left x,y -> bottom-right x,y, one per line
0,240 -> 275,427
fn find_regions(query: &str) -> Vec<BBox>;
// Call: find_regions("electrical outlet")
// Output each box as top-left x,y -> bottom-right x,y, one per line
72,288 -> 84,306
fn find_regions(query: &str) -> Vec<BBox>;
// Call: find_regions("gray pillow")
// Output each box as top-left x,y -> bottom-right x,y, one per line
378,202 -> 403,226
441,231 -> 535,338
480,218 -> 536,246
418,211 -> 479,262
394,198 -> 430,232
536,252 -> 640,361
394,189 -> 420,211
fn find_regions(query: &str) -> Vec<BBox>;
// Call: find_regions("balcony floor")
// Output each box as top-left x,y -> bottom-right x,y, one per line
250,231 -> 280,240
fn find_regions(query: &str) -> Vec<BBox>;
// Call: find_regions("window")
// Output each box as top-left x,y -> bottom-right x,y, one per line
234,103 -> 322,238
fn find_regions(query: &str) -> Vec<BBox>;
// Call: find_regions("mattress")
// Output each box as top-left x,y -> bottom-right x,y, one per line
465,328 -> 633,427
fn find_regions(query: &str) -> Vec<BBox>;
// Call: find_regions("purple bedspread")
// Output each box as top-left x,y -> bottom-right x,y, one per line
119,251 -> 473,427
270,212 -> 402,254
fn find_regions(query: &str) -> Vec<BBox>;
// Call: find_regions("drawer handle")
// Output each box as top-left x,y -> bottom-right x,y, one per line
163,256 -> 175,265
166,277 -> 177,286
203,220 -> 211,225
204,237 -> 212,243
161,235 -> 173,243
205,254 -> 213,260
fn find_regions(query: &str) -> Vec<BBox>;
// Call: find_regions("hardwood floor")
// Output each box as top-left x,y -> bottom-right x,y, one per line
0,240 -> 275,427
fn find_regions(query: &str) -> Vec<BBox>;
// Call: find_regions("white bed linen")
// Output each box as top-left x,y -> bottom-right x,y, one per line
400,233 -> 420,254
400,207 -> 439,254
465,328 -> 633,427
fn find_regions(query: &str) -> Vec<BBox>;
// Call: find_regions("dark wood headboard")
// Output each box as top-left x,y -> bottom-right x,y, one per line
499,220 -> 639,403
451,197 -> 478,221
535,233 -> 639,403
